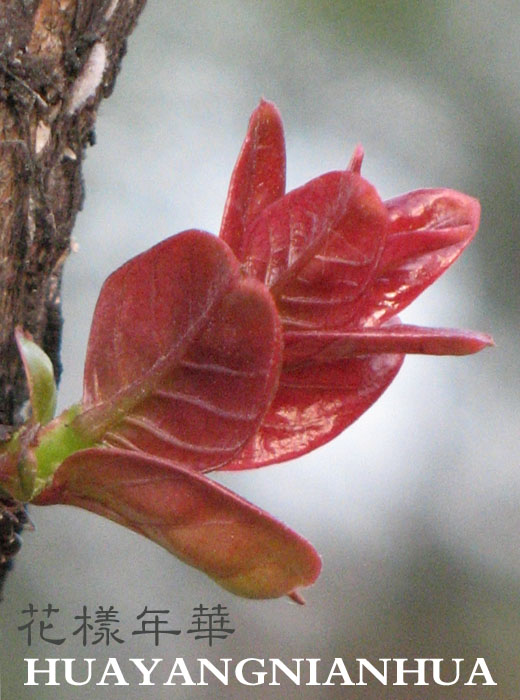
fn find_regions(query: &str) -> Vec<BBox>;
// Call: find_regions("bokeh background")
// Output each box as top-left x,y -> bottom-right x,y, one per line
1,2 -> 519,697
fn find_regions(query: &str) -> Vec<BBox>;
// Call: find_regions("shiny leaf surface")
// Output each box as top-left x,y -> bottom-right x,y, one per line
224,352 -> 404,469
75,230 -> 282,471
354,189 -> 481,326
30,102 -> 492,600
218,105 -> 490,470
238,170 -> 389,335
220,99 -> 285,256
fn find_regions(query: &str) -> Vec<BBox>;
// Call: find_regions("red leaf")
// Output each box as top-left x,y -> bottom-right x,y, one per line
238,170 -> 389,336
217,121 -> 487,471
75,230 -> 282,471
353,189 -> 480,325
221,353 -> 403,470
217,167 -> 397,469
220,99 -> 286,257
221,320 -> 491,471
29,104 -> 493,600
35,448 -> 321,599
283,324 -> 494,361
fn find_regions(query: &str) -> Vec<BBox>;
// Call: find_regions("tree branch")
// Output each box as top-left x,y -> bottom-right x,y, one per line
0,0 -> 148,594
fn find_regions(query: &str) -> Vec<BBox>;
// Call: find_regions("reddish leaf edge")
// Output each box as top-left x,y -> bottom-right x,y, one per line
284,325 -> 494,365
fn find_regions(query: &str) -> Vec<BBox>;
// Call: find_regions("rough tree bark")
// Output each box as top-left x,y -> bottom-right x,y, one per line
0,0 -> 148,595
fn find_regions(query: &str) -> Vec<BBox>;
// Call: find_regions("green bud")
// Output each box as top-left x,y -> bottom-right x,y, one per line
15,328 -> 57,426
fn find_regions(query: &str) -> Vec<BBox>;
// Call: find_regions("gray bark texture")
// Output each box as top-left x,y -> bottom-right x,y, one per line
0,0 -> 148,595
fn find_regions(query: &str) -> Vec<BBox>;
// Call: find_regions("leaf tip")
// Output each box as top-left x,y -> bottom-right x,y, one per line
458,330 -> 495,354
288,589 -> 307,605
347,144 -> 364,174
254,97 -> 283,122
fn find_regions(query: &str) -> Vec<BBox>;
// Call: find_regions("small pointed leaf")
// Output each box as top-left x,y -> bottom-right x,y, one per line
346,144 -> 364,174
35,448 -> 321,599
283,324 -> 494,361
15,327 -> 57,425
220,99 -> 286,256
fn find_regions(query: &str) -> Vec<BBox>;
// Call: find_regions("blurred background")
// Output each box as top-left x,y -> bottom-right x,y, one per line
1,1 -> 519,697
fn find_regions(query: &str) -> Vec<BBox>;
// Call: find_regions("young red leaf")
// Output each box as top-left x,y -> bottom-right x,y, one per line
223,353 -> 404,470
221,320 -> 492,471
34,448 -> 321,600
217,104 -> 491,471
238,170 -> 389,335
220,99 -> 286,256
283,324 -> 494,362
353,189 -> 481,326
31,228 -> 316,600
27,102 -> 492,601
74,230 -> 282,471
